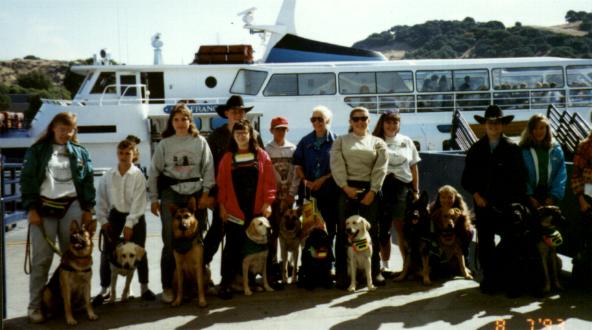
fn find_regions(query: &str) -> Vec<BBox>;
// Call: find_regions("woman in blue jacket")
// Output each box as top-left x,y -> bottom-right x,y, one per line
20,112 -> 95,323
519,114 -> 567,209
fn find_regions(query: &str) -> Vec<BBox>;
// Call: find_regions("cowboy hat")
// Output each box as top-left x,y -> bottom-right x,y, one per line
215,95 -> 253,118
474,105 -> 514,125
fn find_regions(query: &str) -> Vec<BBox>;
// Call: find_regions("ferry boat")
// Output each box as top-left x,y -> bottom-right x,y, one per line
1,0 -> 591,168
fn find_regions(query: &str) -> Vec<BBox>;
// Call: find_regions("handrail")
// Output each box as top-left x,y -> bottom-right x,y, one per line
547,104 -> 591,158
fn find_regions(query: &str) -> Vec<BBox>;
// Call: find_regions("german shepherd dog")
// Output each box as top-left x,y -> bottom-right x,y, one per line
433,208 -> 473,280
42,220 -> 98,325
170,197 -> 207,307
279,207 -> 302,284
532,206 -> 565,293
395,191 -> 433,285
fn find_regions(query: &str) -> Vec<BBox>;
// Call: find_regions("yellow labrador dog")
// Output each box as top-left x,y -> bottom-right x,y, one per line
109,242 -> 145,303
345,215 -> 375,292
243,217 -> 274,296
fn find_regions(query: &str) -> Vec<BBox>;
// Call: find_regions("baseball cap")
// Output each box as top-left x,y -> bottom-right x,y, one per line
270,116 -> 289,129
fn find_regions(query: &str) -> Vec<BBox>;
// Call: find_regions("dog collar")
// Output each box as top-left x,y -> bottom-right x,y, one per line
308,246 -> 328,259
351,238 -> 369,252
543,230 -> 563,247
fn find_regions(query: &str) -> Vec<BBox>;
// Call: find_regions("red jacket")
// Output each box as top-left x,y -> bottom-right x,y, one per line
217,148 -> 277,221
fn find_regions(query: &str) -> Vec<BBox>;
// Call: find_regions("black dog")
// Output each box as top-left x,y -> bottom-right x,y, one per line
297,228 -> 334,290
394,191 -> 435,285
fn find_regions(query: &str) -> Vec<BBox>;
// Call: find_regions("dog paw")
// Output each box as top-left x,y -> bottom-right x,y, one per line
368,285 -> 376,291
264,285 -> 274,292
244,289 -> 253,296
347,286 -> 356,292
554,282 -> 563,291
66,317 -> 78,325
88,312 -> 98,321
171,299 -> 182,307
198,300 -> 207,308
108,296 -> 116,304
423,279 -> 432,286
394,275 -> 405,282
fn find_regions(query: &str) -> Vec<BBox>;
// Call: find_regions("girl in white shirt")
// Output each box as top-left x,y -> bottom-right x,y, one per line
95,138 -> 155,302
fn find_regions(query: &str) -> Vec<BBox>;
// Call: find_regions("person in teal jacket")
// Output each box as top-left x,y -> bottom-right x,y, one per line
519,114 -> 567,209
20,112 -> 95,323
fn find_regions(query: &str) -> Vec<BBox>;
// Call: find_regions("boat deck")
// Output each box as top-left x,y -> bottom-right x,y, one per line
2,209 -> 591,330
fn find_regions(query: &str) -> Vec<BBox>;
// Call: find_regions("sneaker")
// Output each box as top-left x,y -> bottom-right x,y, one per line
161,288 -> 174,303
141,289 -> 156,301
374,274 -> 386,286
28,308 -> 44,323
92,288 -> 110,307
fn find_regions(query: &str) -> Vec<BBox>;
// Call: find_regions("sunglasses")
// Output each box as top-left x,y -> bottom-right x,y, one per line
310,117 -> 325,123
351,116 -> 368,122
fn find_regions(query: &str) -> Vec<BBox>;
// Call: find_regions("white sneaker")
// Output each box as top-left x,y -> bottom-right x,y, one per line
28,308 -> 44,323
161,288 -> 174,303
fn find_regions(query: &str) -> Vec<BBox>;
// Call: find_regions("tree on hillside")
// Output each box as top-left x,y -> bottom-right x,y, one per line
17,71 -> 53,90
565,10 -> 589,23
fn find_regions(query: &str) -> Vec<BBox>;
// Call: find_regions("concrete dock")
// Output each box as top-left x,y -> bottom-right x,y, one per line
2,210 -> 591,330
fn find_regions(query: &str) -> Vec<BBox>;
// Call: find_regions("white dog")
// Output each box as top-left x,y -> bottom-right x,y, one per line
345,215 -> 375,292
109,242 -> 145,303
242,217 -> 274,296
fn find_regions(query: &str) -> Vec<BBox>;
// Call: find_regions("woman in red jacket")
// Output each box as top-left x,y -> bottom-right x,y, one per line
217,119 -> 276,298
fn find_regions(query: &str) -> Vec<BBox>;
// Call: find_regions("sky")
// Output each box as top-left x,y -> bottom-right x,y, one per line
1,0 -> 590,64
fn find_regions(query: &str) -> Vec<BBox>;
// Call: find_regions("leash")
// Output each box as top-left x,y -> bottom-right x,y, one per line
24,222 -> 63,275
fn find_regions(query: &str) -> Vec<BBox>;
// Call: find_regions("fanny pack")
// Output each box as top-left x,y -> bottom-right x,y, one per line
38,196 -> 76,219
347,180 -> 370,201
157,175 -> 201,197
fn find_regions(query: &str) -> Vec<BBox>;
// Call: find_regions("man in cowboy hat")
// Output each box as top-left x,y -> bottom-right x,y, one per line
461,105 -> 527,295
203,95 -> 265,298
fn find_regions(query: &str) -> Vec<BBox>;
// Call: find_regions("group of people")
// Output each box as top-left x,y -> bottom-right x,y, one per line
21,93 -> 592,322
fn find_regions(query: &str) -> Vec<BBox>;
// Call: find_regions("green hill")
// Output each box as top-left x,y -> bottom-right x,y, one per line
353,15 -> 592,60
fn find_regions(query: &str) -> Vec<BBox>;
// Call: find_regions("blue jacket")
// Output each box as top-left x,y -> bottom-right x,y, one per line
522,143 -> 567,200
293,130 -> 336,181
21,140 -> 95,211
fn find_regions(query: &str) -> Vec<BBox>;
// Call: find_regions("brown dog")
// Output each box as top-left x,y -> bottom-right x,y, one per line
170,197 -> 206,307
433,208 -> 473,280
279,207 -> 302,284
534,206 -> 565,293
42,220 -> 98,325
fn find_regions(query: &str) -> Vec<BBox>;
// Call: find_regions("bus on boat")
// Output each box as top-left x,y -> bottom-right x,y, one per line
1,0 -> 591,168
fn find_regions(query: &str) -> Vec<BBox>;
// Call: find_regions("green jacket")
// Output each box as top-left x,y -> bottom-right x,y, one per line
21,140 -> 95,211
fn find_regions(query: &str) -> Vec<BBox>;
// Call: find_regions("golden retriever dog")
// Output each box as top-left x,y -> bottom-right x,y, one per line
42,220 -> 98,325
279,207 -> 302,284
433,208 -> 473,280
345,215 -> 375,292
109,242 -> 146,303
170,197 -> 206,307
243,216 -> 274,296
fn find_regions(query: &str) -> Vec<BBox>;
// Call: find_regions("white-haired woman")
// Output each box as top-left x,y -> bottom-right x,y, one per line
293,105 -> 339,242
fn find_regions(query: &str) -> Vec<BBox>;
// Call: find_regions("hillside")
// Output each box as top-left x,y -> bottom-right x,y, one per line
0,58 -> 71,86
353,18 -> 592,60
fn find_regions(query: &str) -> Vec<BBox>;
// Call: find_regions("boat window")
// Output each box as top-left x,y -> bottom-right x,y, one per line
493,91 -> 530,110
264,74 -> 298,96
377,71 -> 413,93
76,73 -> 92,95
339,72 -> 376,94
567,65 -> 592,87
379,95 -> 415,113
568,89 -> 592,107
416,71 -> 452,92
452,69 -> 490,91
298,73 -> 336,95
344,96 -> 378,111
205,76 -> 217,88
120,75 -> 137,96
456,92 -> 491,111
230,69 -> 267,95
90,72 -> 116,94
532,90 -> 566,108
492,66 -> 564,90
417,94 -> 453,112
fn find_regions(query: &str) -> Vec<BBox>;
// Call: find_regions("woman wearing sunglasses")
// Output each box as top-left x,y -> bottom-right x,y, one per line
293,106 -> 339,243
371,109 -> 420,276
330,107 -> 388,289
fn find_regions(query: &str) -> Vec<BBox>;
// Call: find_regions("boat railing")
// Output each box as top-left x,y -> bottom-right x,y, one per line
344,88 -> 592,113
547,104 -> 591,159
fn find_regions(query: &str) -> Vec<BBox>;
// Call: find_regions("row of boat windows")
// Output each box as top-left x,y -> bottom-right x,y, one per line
230,65 -> 592,96
344,89 -> 592,113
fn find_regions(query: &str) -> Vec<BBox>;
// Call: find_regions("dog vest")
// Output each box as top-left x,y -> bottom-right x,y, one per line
308,246 -> 328,259
543,228 -> 563,247
351,238 -> 369,252
242,236 -> 267,256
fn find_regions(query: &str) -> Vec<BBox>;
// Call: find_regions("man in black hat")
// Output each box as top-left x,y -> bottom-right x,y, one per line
202,95 -> 265,298
461,105 -> 527,294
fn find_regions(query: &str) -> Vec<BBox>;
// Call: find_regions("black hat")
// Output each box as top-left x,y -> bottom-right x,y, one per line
474,105 -> 514,125
215,95 -> 254,118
